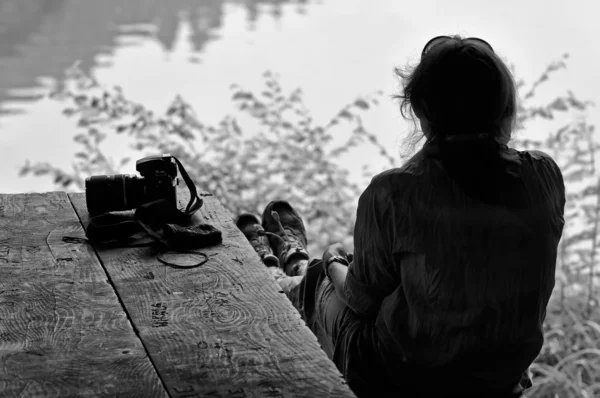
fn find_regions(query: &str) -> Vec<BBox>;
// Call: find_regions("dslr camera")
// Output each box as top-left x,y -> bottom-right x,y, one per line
85,154 -> 178,215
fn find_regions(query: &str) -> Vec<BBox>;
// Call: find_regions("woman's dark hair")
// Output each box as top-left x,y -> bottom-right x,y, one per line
394,35 -> 523,206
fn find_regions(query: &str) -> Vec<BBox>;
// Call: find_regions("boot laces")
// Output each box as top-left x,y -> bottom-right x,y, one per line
248,223 -> 271,255
258,210 -> 304,251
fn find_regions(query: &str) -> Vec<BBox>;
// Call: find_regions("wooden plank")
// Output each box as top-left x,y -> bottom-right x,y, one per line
0,192 -> 167,397
69,192 -> 355,398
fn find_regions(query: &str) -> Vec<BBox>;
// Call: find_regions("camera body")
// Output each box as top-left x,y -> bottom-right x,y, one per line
85,154 -> 179,215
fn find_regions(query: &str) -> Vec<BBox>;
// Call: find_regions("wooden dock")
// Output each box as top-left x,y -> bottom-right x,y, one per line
0,192 -> 355,397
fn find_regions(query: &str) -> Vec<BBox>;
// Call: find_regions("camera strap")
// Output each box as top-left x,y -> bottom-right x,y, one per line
173,156 -> 203,217
131,156 -> 203,225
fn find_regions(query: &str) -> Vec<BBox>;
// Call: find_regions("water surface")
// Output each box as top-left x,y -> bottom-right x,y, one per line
1,0 -> 599,193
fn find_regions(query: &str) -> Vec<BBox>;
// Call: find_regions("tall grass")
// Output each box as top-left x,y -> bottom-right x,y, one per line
529,290 -> 600,397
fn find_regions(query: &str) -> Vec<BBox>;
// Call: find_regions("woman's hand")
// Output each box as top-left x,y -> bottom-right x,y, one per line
323,243 -> 353,278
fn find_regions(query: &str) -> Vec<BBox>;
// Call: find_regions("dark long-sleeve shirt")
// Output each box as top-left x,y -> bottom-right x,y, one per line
344,140 -> 565,391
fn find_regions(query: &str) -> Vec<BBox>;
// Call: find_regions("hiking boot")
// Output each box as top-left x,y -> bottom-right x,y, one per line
235,213 -> 280,268
261,200 -> 310,275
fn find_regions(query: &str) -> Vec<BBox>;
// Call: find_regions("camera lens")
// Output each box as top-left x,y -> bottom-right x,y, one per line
85,174 -> 146,215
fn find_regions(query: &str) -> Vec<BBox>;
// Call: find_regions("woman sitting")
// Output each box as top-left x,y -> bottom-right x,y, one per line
237,34 -> 565,398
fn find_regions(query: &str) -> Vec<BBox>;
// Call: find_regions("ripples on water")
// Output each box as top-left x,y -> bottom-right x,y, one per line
0,0 -> 319,192
0,0 -> 310,116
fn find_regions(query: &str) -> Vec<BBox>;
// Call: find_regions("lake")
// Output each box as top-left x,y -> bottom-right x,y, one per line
1,0 -> 599,193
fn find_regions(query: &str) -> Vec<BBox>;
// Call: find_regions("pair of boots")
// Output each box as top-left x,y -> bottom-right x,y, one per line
235,200 -> 311,279
236,200 -> 330,330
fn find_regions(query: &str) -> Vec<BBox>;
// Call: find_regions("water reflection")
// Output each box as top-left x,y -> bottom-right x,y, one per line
0,0 -> 310,116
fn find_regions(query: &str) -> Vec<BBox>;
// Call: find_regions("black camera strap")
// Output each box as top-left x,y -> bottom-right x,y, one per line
173,156 -> 203,217
131,156 -> 204,225
63,156 -> 220,268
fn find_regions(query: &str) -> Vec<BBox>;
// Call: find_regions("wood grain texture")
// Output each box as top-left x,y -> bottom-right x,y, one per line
69,192 -> 356,398
0,192 -> 167,397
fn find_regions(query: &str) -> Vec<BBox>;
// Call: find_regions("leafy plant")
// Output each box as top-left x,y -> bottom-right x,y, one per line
21,63 -> 392,256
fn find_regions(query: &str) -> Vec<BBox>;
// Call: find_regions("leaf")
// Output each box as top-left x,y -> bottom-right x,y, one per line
116,125 -> 129,133
18,164 -> 30,177
74,95 -> 88,105
232,91 -> 253,101
337,109 -> 353,120
62,108 -> 77,117
49,90 -> 70,101
564,169 -> 588,183
354,99 -> 369,110
550,98 -> 569,112
33,168 -> 50,176
580,185 -> 600,198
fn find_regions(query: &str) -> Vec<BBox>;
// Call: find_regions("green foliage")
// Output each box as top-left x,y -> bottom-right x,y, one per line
20,63 -> 391,256
21,54 -> 600,397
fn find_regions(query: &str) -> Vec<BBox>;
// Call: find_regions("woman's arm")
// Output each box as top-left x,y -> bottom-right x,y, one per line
329,260 -> 349,304
341,176 -> 403,317
322,242 -> 352,304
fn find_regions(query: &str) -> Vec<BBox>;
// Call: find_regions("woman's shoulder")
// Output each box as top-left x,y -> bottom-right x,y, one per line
518,148 -> 557,163
371,167 -> 415,184
514,148 -> 563,179
366,167 -> 419,199
365,149 -> 432,195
